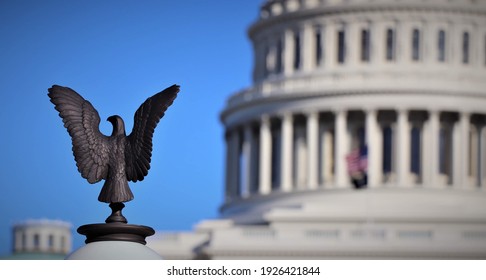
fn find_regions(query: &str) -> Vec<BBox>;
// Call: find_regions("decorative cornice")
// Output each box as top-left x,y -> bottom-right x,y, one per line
203,248 -> 486,259
251,0 -> 486,38
220,88 -> 486,124
13,219 -> 72,229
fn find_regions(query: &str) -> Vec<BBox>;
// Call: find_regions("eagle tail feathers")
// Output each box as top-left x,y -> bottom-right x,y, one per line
98,177 -> 134,203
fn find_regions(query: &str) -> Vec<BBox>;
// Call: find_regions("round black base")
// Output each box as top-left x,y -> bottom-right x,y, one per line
78,223 -> 155,245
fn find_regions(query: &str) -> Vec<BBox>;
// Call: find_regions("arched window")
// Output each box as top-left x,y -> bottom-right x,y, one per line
337,30 -> 346,64
315,28 -> 323,66
386,28 -> 396,61
412,29 -> 421,61
361,29 -> 370,62
438,30 -> 446,62
294,32 -> 301,69
463,31 -> 470,64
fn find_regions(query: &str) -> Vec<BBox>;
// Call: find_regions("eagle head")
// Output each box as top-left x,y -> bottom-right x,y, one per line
107,115 -> 126,136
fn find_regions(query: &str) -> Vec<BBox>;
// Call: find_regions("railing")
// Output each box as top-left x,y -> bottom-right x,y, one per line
225,66 -> 485,110
260,0 -> 485,20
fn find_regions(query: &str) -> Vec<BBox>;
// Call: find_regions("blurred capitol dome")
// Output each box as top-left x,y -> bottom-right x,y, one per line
148,0 -> 486,259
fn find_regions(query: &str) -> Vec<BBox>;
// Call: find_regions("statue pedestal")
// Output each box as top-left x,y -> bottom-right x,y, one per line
66,203 -> 161,260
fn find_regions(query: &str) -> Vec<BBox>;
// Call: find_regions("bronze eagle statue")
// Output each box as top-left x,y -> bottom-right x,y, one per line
48,84 -> 179,204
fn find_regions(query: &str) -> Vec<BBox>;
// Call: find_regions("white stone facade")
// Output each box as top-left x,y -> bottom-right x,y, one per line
148,0 -> 486,259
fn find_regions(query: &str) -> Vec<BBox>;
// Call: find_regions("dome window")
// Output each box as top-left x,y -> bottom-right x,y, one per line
386,28 -> 396,61
315,28 -> 323,66
462,31 -> 470,64
361,29 -> 371,62
412,29 -> 421,61
337,30 -> 346,64
438,30 -> 446,62
294,32 -> 301,70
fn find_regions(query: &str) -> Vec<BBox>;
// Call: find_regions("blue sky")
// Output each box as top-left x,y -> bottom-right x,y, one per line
0,0 -> 262,255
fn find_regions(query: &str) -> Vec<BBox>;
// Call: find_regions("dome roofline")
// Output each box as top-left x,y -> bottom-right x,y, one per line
250,0 -> 486,39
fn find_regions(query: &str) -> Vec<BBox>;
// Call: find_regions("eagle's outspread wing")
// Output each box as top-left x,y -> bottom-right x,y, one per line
125,84 -> 179,182
48,85 -> 110,183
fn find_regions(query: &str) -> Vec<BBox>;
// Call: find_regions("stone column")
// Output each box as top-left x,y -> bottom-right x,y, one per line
372,21 -> 385,65
422,117 -> 431,186
397,109 -> 411,187
320,125 -> 334,186
396,21 -> 408,64
470,125 -> 479,187
302,24 -> 314,72
347,22 -> 359,66
259,115 -> 272,195
460,112 -> 471,188
281,113 -> 294,192
230,129 -> 241,198
242,125 -> 254,198
307,111 -> 319,189
429,110 -> 440,187
424,21 -> 436,65
459,112 -> 470,188
481,126 -> 486,188
324,21 -> 336,69
284,28 -> 295,76
334,109 -> 348,188
225,129 -> 240,200
453,118 -> 461,188
365,109 -> 381,187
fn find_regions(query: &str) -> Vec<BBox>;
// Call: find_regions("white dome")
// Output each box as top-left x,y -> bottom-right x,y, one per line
213,0 -> 486,259
66,241 -> 162,260
220,0 -> 486,221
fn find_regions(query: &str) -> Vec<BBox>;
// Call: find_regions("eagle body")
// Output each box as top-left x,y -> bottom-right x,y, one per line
99,131 -> 132,203
48,85 -> 179,203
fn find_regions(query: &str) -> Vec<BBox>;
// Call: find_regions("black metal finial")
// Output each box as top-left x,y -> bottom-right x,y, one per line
76,195 -> 154,245
105,202 -> 128,223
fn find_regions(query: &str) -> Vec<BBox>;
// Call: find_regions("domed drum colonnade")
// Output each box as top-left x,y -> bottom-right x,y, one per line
221,0 -> 486,202
223,107 -> 486,201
